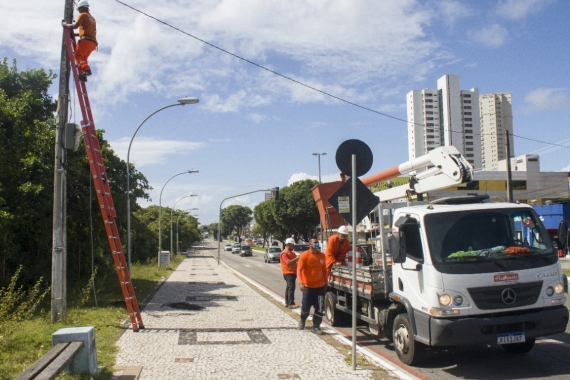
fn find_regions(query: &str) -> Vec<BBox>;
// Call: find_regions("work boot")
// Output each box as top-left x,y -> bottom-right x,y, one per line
313,327 -> 324,335
298,318 -> 306,330
83,69 -> 92,76
288,304 -> 299,309
79,76 -> 87,83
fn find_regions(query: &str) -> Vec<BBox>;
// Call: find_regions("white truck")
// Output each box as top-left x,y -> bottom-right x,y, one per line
316,146 -> 569,365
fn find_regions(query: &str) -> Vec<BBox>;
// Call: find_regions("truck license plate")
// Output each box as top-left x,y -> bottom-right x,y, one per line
497,332 -> 525,344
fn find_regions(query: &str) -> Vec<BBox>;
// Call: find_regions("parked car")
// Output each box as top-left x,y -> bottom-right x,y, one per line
224,243 -> 233,251
239,245 -> 252,257
264,247 -> 281,263
232,243 -> 241,254
294,244 -> 310,253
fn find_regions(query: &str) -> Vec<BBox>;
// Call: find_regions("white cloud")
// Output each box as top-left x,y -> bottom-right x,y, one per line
523,88 -> 570,113
496,0 -> 555,20
560,163 -> 570,172
0,0 -> 446,111
110,137 -> 204,167
287,172 -> 342,186
468,24 -> 509,48
247,113 -> 266,123
436,0 -> 472,26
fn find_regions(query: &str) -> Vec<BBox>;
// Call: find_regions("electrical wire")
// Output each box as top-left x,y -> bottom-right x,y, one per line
113,0 -> 570,152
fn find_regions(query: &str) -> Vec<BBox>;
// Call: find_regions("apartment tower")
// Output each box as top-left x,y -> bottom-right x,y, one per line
480,92 -> 514,170
407,74 -> 482,168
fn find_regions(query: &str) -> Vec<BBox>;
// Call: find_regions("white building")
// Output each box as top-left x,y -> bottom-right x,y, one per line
407,74 -> 481,168
480,92 -> 514,171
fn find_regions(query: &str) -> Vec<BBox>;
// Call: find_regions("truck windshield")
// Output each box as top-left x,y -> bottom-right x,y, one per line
425,208 -> 557,274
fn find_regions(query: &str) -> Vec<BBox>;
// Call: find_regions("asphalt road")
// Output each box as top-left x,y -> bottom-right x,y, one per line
206,239 -> 570,380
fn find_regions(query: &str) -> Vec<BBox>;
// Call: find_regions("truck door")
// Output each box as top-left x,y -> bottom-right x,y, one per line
395,217 -> 428,310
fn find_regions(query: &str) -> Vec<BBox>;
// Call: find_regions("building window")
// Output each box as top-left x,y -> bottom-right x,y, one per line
464,106 -> 472,109
466,154 -> 474,157
464,112 -> 472,115
466,142 -> 473,145
465,129 -> 473,134
426,105 -> 433,109
427,135 -> 434,138
427,123 -> 434,126
425,99 -> 433,103
466,148 -> 473,151
426,129 -> 434,133
465,118 -> 472,121
426,111 -> 433,114
463,94 -> 471,98
465,136 -> 473,139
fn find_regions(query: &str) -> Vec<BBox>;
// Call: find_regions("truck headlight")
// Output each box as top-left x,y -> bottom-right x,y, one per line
555,283 -> 564,294
439,293 -> 452,306
546,286 -> 554,297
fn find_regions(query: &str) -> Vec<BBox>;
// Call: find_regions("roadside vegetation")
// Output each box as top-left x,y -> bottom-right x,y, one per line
0,255 -> 184,380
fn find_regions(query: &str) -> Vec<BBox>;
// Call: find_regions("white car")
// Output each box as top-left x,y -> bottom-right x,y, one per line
224,244 -> 233,251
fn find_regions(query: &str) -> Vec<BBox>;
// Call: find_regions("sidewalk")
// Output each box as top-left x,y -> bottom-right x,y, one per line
112,246 -> 378,380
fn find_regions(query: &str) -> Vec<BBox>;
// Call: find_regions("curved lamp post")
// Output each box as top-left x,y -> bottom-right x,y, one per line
176,209 -> 198,254
217,188 -> 277,265
126,97 -> 199,271
159,171 -> 199,263
311,152 -> 327,184
170,196 -> 197,256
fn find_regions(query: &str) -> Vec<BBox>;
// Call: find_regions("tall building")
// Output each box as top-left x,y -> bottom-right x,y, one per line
480,92 -> 514,170
407,74 -> 481,168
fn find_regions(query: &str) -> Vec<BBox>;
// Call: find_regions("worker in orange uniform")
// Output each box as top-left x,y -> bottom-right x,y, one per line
280,237 -> 300,309
61,0 -> 97,82
325,225 -> 350,277
297,238 -> 327,334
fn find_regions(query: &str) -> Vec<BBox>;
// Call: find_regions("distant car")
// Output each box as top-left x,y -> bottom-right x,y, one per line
232,243 -> 241,254
239,245 -> 252,257
294,244 -> 310,253
264,247 -> 281,263
224,244 -> 233,251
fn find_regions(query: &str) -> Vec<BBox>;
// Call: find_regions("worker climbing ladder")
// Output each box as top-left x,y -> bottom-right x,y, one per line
63,28 -> 144,331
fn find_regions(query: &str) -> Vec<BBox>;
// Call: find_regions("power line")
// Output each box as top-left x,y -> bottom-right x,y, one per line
114,0 -> 570,152
114,0 -> 410,125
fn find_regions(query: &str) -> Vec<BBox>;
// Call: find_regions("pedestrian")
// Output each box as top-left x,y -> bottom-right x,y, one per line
61,0 -> 97,82
280,237 -> 300,309
325,225 -> 350,277
297,237 -> 327,335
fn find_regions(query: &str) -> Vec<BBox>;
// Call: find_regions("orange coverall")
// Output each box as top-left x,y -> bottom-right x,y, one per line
74,11 -> 97,74
325,234 -> 350,277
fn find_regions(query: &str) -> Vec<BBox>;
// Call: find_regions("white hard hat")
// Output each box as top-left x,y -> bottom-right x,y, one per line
338,225 -> 349,235
285,238 -> 295,245
77,0 -> 89,8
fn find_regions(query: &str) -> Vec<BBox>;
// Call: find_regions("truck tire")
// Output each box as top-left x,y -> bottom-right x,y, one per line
501,338 -> 535,354
393,313 -> 425,366
325,291 -> 348,326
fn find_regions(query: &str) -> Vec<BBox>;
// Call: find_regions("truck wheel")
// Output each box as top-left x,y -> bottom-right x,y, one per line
501,339 -> 535,354
325,291 -> 347,326
393,313 -> 425,366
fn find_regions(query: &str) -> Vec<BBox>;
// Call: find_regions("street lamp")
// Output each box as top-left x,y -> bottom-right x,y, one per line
217,188 -> 278,265
126,97 -> 199,271
176,208 -> 198,255
170,197 -> 197,256
312,152 -> 327,184
159,170 -> 199,264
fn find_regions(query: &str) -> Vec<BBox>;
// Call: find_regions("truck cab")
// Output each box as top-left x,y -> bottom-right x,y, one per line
389,199 -> 568,363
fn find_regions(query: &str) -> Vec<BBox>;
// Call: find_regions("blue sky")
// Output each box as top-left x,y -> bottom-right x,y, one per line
1,0 -> 569,225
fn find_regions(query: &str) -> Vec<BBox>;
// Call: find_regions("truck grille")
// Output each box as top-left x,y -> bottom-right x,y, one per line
467,281 -> 542,310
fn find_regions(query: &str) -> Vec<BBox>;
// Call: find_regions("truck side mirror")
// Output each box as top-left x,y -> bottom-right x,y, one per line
557,220 -> 569,251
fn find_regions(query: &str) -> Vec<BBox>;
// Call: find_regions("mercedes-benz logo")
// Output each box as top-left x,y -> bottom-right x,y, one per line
501,288 -> 516,305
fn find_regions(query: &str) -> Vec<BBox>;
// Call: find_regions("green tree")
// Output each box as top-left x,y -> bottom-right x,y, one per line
221,205 -> 252,242
274,179 -> 320,242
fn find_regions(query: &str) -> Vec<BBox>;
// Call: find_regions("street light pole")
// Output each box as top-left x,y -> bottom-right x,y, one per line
170,197 -> 197,257
159,170 -> 198,266
311,152 -> 327,184
127,97 -> 198,272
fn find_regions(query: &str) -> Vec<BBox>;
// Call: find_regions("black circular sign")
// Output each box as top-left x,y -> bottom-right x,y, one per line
335,139 -> 373,177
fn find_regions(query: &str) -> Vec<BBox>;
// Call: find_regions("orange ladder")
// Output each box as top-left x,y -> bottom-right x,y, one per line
63,28 -> 144,331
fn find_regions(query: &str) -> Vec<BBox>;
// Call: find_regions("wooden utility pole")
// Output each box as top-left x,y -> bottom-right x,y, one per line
52,0 -> 73,322
505,130 -> 514,203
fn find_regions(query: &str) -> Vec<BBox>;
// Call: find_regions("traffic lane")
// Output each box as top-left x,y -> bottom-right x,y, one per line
213,243 -> 304,306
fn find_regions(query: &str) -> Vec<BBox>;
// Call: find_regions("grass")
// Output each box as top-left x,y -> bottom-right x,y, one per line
0,254 -> 185,380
